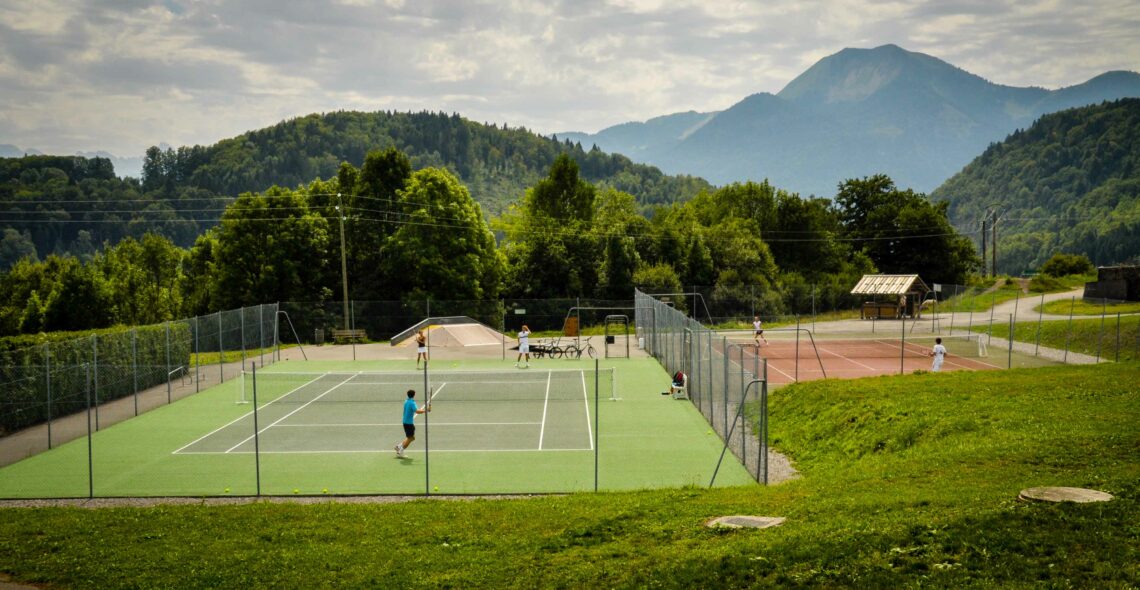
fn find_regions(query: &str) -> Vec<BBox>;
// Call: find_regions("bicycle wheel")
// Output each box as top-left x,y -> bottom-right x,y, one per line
586,344 -> 597,359
550,346 -> 564,359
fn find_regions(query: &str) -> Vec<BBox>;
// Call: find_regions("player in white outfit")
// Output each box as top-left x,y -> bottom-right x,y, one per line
930,337 -> 947,372
515,325 -> 531,368
752,316 -> 768,345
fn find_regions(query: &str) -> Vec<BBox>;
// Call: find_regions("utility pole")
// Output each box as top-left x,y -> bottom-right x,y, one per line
337,193 -> 350,330
991,211 -> 998,277
981,213 -> 988,277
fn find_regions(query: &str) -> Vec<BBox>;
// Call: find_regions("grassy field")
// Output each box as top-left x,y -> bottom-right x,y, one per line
1,362 -> 1137,588
975,315 -> 1140,362
1038,298 -> 1140,316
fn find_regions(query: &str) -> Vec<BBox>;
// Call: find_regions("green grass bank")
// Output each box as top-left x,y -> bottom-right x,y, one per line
1,362 -> 1137,588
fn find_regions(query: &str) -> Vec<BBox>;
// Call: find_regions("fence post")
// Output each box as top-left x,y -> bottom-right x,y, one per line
795,316 -> 801,382
240,306 -> 247,369
1007,314 -> 1014,369
217,311 -> 224,383
900,312 -> 906,374
194,316 -> 201,394
1063,297 -> 1075,364
165,321 -> 172,403
1035,292 -> 1045,356
92,334 -> 100,431
1096,299 -> 1107,362
132,328 -> 139,417
85,363 -> 94,499
44,343 -> 52,449
1115,313 -> 1121,363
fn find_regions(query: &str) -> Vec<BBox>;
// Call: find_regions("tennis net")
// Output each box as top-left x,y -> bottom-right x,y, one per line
240,368 -> 615,405
724,333 -> 987,361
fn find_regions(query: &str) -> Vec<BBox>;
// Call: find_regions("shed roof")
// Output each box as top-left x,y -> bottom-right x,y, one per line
850,274 -> 930,296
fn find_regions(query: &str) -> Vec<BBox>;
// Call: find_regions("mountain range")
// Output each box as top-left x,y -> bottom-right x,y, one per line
560,44 -> 1140,197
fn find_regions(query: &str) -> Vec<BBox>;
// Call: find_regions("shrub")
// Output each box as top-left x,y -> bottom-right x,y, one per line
1040,253 -> 1095,277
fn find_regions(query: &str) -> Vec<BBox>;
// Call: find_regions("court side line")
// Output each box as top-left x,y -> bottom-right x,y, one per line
759,356 -> 797,382
431,382 -> 447,402
877,339 -> 1003,370
815,346 -> 879,371
172,373 -> 328,454
178,447 -> 594,455
225,373 -> 359,453
580,370 -> 594,451
275,421 -> 542,427
538,370 -> 552,450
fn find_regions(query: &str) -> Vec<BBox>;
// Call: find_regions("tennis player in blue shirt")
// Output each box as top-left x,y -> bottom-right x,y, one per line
394,389 -> 430,458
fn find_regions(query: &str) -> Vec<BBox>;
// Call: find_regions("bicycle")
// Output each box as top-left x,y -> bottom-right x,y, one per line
563,336 -> 597,359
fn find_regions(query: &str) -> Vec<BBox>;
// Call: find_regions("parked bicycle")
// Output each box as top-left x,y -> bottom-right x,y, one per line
562,336 -> 597,359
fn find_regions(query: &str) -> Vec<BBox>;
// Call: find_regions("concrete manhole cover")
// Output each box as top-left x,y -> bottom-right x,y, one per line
1018,487 -> 1114,503
706,515 -> 786,529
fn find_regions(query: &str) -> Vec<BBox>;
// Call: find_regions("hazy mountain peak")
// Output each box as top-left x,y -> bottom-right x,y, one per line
777,43 -> 991,105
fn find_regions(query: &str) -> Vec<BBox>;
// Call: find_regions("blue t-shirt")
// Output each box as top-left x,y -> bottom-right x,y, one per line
403,398 -> 418,424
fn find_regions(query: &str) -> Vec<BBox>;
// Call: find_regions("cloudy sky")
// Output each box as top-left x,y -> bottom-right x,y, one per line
1,0 -> 1138,158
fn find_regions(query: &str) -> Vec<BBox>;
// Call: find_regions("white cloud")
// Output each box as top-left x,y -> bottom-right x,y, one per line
0,0 -> 1136,156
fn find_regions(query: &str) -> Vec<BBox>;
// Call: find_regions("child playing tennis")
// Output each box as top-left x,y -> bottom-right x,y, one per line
394,389 -> 430,458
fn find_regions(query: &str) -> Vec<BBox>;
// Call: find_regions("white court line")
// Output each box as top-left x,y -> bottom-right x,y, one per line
815,346 -> 879,371
876,340 -> 1002,370
538,370 -> 552,449
176,447 -> 593,455
274,421 -> 542,427
172,373 -> 328,455
225,373 -> 359,453
581,370 -> 594,451
759,356 -> 797,382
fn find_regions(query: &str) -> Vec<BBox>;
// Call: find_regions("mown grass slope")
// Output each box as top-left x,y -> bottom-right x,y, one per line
1,363 -> 1137,588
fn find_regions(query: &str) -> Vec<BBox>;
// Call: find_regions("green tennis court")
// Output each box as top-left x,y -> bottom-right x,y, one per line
0,358 -> 758,497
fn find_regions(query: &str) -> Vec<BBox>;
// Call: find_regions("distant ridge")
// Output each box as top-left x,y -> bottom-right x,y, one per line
563,45 -> 1140,196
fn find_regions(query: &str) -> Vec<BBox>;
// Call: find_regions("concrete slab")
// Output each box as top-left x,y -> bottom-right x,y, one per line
1018,486 -> 1114,503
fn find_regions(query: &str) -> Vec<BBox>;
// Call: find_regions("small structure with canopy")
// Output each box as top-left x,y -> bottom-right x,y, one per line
851,274 -> 931,319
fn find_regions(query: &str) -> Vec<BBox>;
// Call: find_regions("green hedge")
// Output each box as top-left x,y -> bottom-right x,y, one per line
0,322 -> 192,436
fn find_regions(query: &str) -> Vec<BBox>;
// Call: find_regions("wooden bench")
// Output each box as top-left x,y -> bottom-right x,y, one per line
332,329 -> 367,343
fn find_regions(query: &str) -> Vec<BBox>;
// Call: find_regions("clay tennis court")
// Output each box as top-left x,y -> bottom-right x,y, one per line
718,330 -> 1050,385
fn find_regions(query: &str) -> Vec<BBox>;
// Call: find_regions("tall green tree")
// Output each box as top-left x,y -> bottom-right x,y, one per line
98,234 -> 186,325
505,156 -> 601,297
211,187 -> 332,309
380,168 -> 505,300
836,174 -> 979,285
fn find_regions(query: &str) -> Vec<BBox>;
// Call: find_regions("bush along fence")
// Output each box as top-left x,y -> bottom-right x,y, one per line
0,304 -> 278,449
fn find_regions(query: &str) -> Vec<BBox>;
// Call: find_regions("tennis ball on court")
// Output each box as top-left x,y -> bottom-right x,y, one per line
434,486 -> 439,492
224,487 -> 230,494
322,488 -> 329,494
293,488 -> 300,494
707,430 -> 712,435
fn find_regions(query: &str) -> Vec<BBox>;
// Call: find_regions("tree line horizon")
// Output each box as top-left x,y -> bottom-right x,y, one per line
0,146 -> 980,337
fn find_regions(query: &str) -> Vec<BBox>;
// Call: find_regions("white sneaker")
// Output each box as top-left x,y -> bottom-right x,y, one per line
394,444 -> 402,457
514,362 -> 519,367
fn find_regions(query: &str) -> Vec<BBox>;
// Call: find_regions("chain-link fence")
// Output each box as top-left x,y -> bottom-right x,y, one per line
635,289 -> 769,484
0,304 -> 278,454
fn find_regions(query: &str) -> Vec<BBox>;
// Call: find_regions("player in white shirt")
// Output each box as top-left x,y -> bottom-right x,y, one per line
515,325 -> 531,368
929,337 -> 948,372
752,316 -> 768,345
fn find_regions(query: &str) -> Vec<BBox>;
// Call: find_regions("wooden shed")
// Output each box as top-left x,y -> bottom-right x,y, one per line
850,274 -> 931,319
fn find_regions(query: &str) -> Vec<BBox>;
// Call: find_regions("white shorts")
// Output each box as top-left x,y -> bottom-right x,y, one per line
417,346 -> 427,353
519,343 -> 529,353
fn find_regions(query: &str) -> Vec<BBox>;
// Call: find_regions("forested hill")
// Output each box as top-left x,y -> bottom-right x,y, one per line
931,98 -> 1140,274
141,110 -> 712,214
